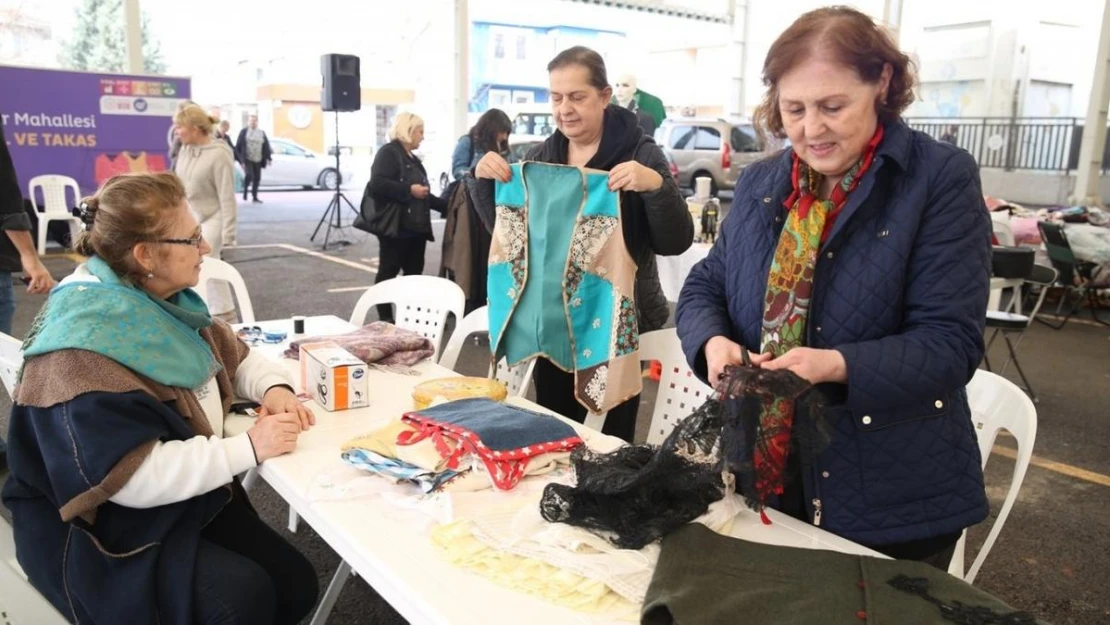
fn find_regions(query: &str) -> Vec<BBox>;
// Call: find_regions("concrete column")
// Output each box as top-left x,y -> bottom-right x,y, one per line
726,0 -> 749,118
1071,1 -> 1110,206
124,0 -> 143,74
454,0 -> 470,140
883,0 -> 903,44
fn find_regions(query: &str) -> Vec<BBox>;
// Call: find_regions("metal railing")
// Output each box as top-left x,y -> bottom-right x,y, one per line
904,117 -> 1110,173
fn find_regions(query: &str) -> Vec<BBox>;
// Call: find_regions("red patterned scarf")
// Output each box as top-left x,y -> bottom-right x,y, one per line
754,126 -> 884,521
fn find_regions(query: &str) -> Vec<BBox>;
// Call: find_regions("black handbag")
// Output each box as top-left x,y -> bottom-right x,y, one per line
354,148 -> 409,237
352,182 -> 402,237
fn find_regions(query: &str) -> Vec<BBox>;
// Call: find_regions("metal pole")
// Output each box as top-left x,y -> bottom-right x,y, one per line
883,0 -> 904,45
725,0 -> 749,118
124,0 -> 143,74
454,0 -> 470,141
1071,0 -> 1110,206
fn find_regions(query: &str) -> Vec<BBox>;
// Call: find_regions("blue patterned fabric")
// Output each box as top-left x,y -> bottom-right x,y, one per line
22,256 -> 218,389
341,449 -> 461,493
488,162 -> 641,414
504,163 -> 579,369
676,121 -> 992,546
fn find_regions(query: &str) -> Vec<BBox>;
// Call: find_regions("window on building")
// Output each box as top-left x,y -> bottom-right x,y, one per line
494,33 -> 505,59
516,35 -> 527,60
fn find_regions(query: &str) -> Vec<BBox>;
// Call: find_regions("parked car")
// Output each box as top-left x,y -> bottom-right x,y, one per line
664,149 -> 679,181
507,136 -> 544,163
655,118 -> 764,195
242,138 -> 353,190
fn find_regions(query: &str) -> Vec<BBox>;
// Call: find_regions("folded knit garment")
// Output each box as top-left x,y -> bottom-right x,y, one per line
400,398 -> 584,491
342,417 -> 577,493
284,321 -> 435,368
642,523 -> 1048,625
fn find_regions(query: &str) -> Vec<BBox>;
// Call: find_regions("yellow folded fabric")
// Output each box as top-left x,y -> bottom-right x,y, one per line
412,376 -> 508,410
430,519 -> 638,619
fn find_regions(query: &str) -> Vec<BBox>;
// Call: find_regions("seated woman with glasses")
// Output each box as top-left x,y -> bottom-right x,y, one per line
2,172 -> 320,625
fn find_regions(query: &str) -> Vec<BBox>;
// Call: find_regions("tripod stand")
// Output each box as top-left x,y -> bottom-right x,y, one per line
311,112 -> 358,250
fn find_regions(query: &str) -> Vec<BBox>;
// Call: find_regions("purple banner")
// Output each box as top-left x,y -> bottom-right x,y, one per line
0,65 -> 191,198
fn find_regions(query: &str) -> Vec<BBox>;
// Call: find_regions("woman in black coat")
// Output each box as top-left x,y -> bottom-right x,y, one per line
470,47 -> 693,442
368,112 -> 446,322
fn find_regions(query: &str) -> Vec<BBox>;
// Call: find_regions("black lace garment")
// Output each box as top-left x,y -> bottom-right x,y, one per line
888,575 -> 1039,625
539,365 -> 824,549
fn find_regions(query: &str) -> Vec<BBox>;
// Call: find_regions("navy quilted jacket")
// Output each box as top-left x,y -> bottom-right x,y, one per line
676,121 -> 991,546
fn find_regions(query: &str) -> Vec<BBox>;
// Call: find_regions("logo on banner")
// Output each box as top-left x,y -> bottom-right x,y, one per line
100,96 -> 185,117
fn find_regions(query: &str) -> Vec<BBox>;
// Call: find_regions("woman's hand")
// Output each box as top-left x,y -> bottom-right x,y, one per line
704,336 -> 772,385
246,412 -> 302,463
259,386 -> 315,431
475,151 -> 512,182
761,347 -> 848,384
609,161 -> 663,193
20,254 -> 54,294
409,184 -> 430,199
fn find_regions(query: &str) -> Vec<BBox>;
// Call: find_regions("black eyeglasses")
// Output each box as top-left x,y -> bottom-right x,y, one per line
154,232 -> 204,249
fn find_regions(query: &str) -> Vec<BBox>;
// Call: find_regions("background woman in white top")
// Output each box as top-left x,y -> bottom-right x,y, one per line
173,104 -> 238,317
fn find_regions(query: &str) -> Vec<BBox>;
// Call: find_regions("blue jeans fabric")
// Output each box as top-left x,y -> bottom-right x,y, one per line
409,397 -> 580,451
0,271 -> 12,463
193,500 -> 318,625
0,272 -> 14,335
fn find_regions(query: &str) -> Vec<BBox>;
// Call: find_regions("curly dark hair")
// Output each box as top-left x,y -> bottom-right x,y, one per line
469,109 -> 513,154
753,6 -> 916,142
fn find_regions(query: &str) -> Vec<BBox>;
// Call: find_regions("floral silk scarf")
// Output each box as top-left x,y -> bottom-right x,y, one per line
754,126 -> 884,517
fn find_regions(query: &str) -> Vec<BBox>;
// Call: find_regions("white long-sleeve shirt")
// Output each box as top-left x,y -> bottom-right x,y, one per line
60,267 -> 292,509
109,348 -> 292,508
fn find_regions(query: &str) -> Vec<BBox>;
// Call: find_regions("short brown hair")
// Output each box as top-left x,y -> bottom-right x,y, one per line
753,6 -> 915,140
74,173 -> 187,281
547,46 -> 609,91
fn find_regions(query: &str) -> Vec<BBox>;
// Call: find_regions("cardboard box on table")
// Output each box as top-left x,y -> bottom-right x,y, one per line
299,342 -> 369,411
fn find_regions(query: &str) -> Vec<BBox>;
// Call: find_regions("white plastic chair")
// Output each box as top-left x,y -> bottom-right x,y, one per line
582,328 -> 715,442
196,257 -> 255,323
349,276 -> 465,362
439,306 -> 536,397
0,331 -> 22,400
949,369 -> 1037,584
991,220 -> 1016,247
1,517 -> 71,624
27,175 -> 84,255
640,328 -> 715,444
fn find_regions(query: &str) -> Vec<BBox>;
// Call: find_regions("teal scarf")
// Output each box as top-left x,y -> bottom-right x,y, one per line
22,256 -> 219,389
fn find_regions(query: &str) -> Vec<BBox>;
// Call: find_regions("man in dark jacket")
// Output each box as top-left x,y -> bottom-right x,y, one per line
217,120 -> 235,152
0,116 -> 56,471
234,115 -> 272,204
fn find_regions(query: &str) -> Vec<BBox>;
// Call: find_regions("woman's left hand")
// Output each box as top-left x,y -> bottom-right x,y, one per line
760,347 -> 848,385
609,161 -> 663,193
259,386 -> 315,431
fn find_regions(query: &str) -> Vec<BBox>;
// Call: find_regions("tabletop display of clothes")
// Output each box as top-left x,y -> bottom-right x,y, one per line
285,322 -> 436,372
430,489 -> 745,619
341,398 -> 584,493
540,364 -> 822,550
642,523 -> 1049,625
489,162 -> 642,415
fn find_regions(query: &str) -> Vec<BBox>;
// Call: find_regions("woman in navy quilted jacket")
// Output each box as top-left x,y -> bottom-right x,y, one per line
676,6 -> 991,569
